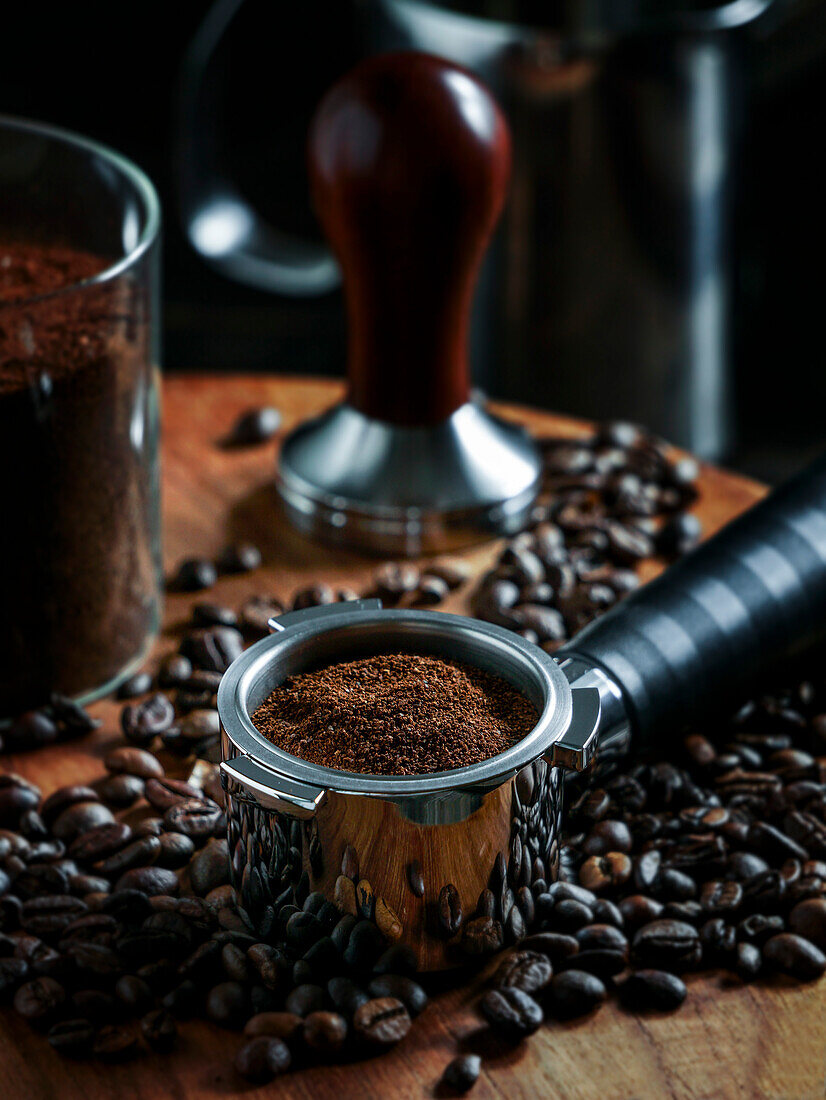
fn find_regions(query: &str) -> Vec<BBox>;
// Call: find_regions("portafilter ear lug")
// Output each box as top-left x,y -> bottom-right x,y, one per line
549,686 -> 601,771
267,597 -> 384,633
221,756 -> 326,818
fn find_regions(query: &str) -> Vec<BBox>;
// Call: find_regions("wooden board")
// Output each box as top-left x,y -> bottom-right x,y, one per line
4,376 -> 819,1100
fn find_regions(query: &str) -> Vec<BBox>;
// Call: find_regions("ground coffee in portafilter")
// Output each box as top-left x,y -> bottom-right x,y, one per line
252,653 -> 538,774
0,242 -> 161,717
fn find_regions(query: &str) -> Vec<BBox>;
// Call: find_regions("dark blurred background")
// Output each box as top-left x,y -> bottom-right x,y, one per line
3,0 -> 825,480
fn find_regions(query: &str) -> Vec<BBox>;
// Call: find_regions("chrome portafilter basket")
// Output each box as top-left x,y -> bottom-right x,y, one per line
218,601 -> 609,971
220,454 -> 826,970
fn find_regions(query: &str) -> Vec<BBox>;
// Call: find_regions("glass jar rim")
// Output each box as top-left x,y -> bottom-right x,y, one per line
0,114 -> 161,307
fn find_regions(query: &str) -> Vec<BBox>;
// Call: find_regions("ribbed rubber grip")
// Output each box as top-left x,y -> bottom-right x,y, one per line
558,453 -> 826,750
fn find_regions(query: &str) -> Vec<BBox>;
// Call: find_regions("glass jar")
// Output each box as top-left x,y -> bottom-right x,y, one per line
0,117 -> 162,718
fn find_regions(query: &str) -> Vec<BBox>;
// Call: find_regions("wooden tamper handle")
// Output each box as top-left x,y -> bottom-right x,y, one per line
308,53 -> 511,426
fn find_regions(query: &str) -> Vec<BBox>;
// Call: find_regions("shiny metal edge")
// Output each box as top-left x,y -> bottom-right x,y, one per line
218,608 -> 573,798
276,401 -> 542,554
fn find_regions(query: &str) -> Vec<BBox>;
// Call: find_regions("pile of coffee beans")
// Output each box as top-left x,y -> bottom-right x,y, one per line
471,688 -> 826,1058
5,422 -> 826,1093
471,424 -> 700,648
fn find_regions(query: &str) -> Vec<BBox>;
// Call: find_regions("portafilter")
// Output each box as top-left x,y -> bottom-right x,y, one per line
219,453 -> 826,969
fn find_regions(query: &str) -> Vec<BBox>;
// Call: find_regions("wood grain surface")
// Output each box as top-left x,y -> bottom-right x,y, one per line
3,376 -> 821,1100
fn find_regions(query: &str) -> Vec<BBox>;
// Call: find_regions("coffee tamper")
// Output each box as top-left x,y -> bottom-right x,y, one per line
277,53 -> 542,555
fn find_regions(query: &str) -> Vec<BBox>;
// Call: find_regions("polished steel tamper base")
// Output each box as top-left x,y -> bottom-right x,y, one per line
277,400 -> 542,555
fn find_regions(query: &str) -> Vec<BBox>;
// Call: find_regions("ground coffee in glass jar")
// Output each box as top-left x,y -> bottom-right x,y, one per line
252,652 -> 538,774
0,242 -> 161,717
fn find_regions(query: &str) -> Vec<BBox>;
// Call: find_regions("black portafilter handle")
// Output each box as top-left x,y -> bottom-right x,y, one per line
559,452 -> 826,752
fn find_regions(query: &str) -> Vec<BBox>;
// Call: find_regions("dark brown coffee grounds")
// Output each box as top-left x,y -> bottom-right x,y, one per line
252,653 -> 538,775
0,241 -> 161,717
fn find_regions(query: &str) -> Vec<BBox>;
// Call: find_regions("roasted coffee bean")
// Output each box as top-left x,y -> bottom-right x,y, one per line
374,898 -> 403,941
115,974 -> 153,1011
291,583 -> 336,611
161,980 -> 201,1018
222,943 -> 250,983
657,869 -> 698,902
181,627 -> 244,673
225,406 -> 281,446
658,512 -> 702,555
584,819 -> 632,856
579,853 -> 633,893
461,917 -> 504,955
519,933 -> 578,968
157,653 -> 194,690
700,880 -> 743,915
0,957 -> 28,995
96,835 -> 162,876
372,562 -> 420,602
632,920 -> 701,971
400,860 -> 424,900
192,601 -> 238,629
120,693 -> 175,747
353,997 -> 412,1047
47,1017 -> 95,1056
373,944 -> 418,977
218,542 -> 262,575
281,982 -> 322,1018
616,970 -> 687,1011
38,786 -> 96,826
591,898 -> 624,929
734,942 -> 762,980
172,558 -> 217,592
550,899 -> 593,932
5,711 -> 59,750
104,746 -> 164,780
140,1008 -> 178,1051
546,970 -> 606,1019
439,884 -> 463,937
355,878 -> 375,921
763,933 -> 826,980
238,596 -> 285,637
14,976 -> 65,1023
368,975 -> 428,1017
244,1011 -> 303,1042
342,920 -> 383,972
163,799 -> 223,839
235,1036 -> 291,1082
748,822 -> 809,864
480,986 -> 542,1039
52,802 -> 115,842
68,822 -> 132,863
91,1024 -> 139,1061
428,558 -> 472,589
575,924 -> 628,955
493,950 -> 553,993
117,672 -> 154,700
442,1053 -> 482,1093
789,899 -> 826,949
97,774 -> 145,809
145,777 -> 200,812
157,832 -> 196,870
21,895 -> 88,936
115,867 -> 179,897
741,870 -> 786,912
738,914 -> 784,945
48,694 -> 100,735
726,851 -> 770,882
206,981 -> 249,1027
303,1010 -> 348,1055
619,895 -> 665,932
